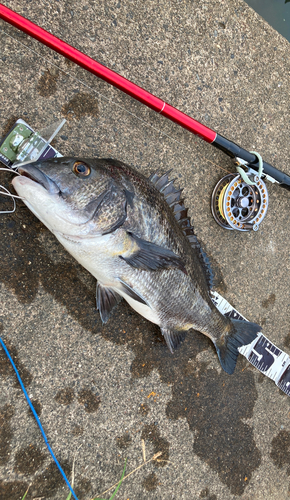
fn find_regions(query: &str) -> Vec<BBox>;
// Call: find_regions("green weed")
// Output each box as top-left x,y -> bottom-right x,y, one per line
20,486 -> 30,500
21,447 -> 163,500
20,458 -> 126,500
91,459 -> 127,500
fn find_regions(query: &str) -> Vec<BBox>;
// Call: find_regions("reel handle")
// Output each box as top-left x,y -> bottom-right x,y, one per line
213,134 -> 290,190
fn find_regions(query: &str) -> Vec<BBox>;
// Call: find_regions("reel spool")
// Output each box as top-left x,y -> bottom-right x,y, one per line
211,173 -> 268,231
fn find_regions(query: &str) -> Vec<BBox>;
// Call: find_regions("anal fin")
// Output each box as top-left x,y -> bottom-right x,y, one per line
161,327 -> 187,353
96,282 -> 122,324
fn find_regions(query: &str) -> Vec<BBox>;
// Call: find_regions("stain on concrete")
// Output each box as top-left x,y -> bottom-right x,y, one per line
0,480 -> 29,500
61,92 -> 99,121
116,433 -> 132,449
77,388 -> 100,413
262,293 -> 276,309
37,69 -> 59,97
0,404 -> 14,466
74,476 -> 92,498
199,488 -> 217,499
270,430 -> 290,473
139,403 -> 150,416
284,333 -> 290,350
142,472 -> 158,491
141,423 -> 169,468
0,461 -> 73,500
28,398 -> 42,417
166,357 -> 260,495
72,424 -> 84,436
14,445 -> 46,475
127,318 -> 260,494
55,387 -> 75,405
28,459 -> 71,499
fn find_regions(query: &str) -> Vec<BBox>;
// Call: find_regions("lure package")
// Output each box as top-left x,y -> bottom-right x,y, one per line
0,118 -> 64,168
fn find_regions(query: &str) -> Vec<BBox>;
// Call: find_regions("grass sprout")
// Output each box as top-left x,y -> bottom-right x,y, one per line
20,485 -> 30,500
94,451 -> 162,500
20,450 -> 165,500
65,454 -> 76,500
92,458 -> 127,500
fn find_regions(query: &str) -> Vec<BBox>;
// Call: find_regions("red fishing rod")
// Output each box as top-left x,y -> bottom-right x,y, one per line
0,3 -> 289,188
1,3 -> 290,231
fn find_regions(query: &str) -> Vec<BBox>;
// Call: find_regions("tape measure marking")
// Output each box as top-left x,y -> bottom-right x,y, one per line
211,291 -> 290,396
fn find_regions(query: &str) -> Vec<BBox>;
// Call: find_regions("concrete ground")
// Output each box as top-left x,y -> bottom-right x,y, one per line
0,0 -> 290,499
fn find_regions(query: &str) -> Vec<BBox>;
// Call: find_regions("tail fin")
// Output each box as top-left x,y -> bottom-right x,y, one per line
214,320 -> 261,374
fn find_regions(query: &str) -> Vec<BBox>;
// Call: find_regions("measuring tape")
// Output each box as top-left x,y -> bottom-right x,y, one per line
211,291 -> 290,395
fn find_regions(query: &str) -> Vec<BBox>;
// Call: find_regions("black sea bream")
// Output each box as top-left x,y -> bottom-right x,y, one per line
12,157 -> 261,373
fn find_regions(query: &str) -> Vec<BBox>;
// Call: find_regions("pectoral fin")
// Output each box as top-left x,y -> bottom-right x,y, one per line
119,232 -> 187,273
161,327 -> 187,353
96,282 -> 122,324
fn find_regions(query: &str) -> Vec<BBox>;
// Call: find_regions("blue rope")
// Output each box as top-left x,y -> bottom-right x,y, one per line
0,335 -> 79,500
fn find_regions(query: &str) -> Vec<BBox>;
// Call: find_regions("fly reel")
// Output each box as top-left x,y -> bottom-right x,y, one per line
211,173 -> 268,231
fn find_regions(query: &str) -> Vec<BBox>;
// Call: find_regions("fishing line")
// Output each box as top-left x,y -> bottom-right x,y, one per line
0,167 -> 25,214
0,185 -> 16,214
0,191 -> 23,199
0,26 -> 231,177
0,334 -> 79,500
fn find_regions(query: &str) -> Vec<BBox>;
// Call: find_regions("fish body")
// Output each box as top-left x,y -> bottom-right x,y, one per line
12,157 -> 261,373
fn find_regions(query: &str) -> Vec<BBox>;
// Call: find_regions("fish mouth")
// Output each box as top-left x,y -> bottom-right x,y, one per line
17,165 -> 60,195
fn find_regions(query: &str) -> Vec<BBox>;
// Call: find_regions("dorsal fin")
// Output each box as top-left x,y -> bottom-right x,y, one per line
148,170 -> 214,289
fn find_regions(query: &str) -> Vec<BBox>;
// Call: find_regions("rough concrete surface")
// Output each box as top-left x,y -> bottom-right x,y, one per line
0,0 -> 290,499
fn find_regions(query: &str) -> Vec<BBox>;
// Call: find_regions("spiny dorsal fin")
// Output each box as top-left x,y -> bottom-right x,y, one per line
148,170 -> 214,289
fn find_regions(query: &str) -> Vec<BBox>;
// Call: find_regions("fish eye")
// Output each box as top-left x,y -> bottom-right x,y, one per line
73,161 -> 91,177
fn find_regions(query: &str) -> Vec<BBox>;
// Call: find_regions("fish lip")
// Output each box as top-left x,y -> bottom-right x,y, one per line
17,165 -> 60,195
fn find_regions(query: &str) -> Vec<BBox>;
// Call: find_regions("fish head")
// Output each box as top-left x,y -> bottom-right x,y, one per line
12,157 -> 128,237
